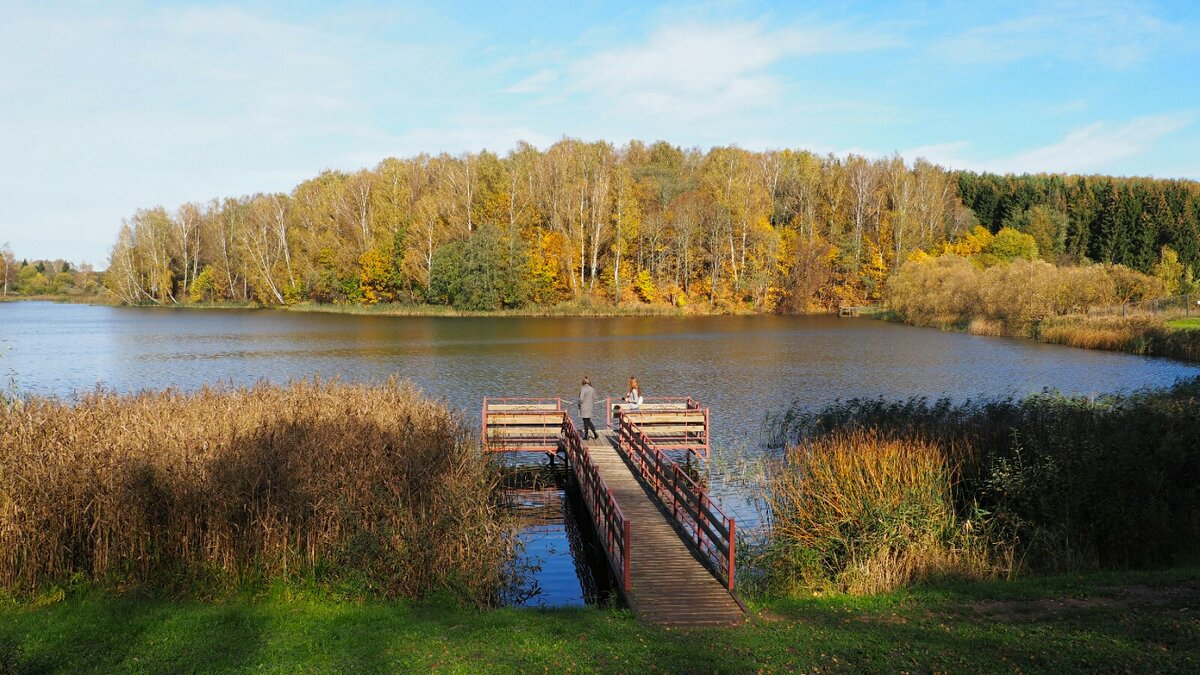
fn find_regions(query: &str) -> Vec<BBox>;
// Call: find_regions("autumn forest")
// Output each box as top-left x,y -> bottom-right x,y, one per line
29,139 -> 1200,312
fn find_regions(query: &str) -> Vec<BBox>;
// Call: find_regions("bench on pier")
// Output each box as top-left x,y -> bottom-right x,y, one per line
608,398 -> 709,459
482,398 -> 565,454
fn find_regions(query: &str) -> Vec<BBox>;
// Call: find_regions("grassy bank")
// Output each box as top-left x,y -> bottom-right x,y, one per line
878,310 -> 1200,362
282,298 -> 702,318
0,294 -> 112,305
1167,317 -> 1200,331
1,567 -> 1196,672
5,295 -> 768,317
0,381 -> 514,604
1038,313 -> 1200,361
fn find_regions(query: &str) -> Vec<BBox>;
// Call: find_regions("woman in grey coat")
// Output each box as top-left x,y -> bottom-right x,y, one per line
577,376 -> 598,440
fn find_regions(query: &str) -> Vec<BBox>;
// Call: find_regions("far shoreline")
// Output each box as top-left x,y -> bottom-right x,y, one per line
1,294 -> 774,318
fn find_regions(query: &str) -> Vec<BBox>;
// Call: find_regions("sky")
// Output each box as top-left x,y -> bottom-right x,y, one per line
1,0 -> 1198,265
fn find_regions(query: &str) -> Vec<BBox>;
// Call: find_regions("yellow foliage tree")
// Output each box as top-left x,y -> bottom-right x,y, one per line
357,246 -> 397,304
524,231 -> 563,305
942,226 -> 994,257
633,269 -> 656,303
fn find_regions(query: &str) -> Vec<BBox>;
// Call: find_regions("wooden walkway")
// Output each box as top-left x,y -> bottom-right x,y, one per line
584,430 -> 745,626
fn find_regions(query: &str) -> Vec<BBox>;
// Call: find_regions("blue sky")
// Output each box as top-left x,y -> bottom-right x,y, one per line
2,0 -> 1198,264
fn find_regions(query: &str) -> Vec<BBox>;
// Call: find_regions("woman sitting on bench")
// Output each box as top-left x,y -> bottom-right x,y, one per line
622,376 -> 643,410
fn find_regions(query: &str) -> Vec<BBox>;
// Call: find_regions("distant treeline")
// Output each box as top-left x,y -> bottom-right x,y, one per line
97,139 -> 1200,312
957,173 -> 1200,272
0,248 -> 100,298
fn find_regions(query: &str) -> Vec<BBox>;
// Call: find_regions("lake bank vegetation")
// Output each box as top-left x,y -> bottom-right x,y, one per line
759,376 -> 1200,596
0,380 -> 515,605
97,140 -> 1200,318
885,218 -> 1200,360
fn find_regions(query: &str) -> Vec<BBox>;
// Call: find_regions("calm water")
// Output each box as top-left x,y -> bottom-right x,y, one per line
4,301 -> 1198,604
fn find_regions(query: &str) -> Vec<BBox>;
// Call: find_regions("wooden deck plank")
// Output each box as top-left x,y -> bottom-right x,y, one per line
582,430 -> 744,627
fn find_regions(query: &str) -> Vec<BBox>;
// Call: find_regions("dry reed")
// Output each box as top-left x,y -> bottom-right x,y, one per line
763,430 -> 997,595
966,317 -> 1005,337
0,380 -> 514,604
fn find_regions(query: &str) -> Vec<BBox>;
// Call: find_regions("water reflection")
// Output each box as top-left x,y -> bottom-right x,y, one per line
499,459 -> 617,607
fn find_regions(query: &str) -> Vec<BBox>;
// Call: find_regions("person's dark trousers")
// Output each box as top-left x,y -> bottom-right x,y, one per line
582,417 -> 598,439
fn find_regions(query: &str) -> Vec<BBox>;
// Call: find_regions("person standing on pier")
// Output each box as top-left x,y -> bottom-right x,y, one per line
578,376 -> 598,440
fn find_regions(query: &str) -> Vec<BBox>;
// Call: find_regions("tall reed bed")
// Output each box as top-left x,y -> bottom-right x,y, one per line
1040,314 -> 1200,361
763,376 -> 1200,591
762,431 -> 996,594
0,380 -> 514,604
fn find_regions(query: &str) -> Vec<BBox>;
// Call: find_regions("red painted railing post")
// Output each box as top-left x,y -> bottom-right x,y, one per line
672,465 -> 679,520
623,519 -> 632,592
727,518 -> 737,591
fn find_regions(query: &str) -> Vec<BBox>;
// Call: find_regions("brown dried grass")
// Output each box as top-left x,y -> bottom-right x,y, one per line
0,380 -> 513,604
763,430 -> 999,595
966,317 -> 1006,337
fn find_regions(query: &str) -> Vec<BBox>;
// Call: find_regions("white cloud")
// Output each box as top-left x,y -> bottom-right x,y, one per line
0,3 -> 441,262
898,114 -> 1194,175
565,20 -> 899,121
937,1 -> 1181,69
901,141 -> 973,168
504,69 -> 558,94
992,113 -> 1194,174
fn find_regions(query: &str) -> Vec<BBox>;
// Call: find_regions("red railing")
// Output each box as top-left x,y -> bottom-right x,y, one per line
561,415 -> 632,593
481,397 -> 564,454
604,396 -> 702,429
606,396 -> 710,459
617,416 -> 736,591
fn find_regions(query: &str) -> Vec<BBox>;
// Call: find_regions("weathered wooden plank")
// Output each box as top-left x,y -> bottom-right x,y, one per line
486,428 -> 562,438
486,403 -> 561,411
487,413 -> 566,423
621,413 -> 706,423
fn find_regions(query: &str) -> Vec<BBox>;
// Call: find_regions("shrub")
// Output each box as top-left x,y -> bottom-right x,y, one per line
767,377 -> 1200,572
887,255 -> 1162,334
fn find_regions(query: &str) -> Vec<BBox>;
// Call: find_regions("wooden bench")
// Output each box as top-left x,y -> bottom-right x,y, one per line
617,408 -> 709,458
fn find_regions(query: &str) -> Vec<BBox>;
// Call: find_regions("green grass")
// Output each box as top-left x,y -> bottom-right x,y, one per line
1168,317 -> 1200,331
3,568 -> 1197,673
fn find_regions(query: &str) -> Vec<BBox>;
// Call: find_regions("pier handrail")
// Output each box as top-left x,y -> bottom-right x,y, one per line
561,414 -> 632,594
617,416 -> 736,591
481,397 -> 564,453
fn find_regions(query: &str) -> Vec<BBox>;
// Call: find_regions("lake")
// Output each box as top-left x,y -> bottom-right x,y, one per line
4,301 -> 1198,605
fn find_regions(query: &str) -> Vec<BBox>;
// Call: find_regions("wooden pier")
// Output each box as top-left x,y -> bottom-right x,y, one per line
483,397 -> 744,626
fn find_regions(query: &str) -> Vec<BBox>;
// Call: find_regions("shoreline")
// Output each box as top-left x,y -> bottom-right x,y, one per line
1,295 -> 776,318
881,311 -> 1200,363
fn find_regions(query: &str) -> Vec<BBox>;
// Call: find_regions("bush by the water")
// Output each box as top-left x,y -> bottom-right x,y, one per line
763,430 -> 994,594
763,376 -> 1200,590
0,380 -> 514,604
887,256 -> 1164,331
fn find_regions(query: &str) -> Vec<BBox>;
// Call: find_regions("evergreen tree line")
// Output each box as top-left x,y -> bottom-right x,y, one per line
100,139 -> 1200,312
956,173 -> 1200,273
